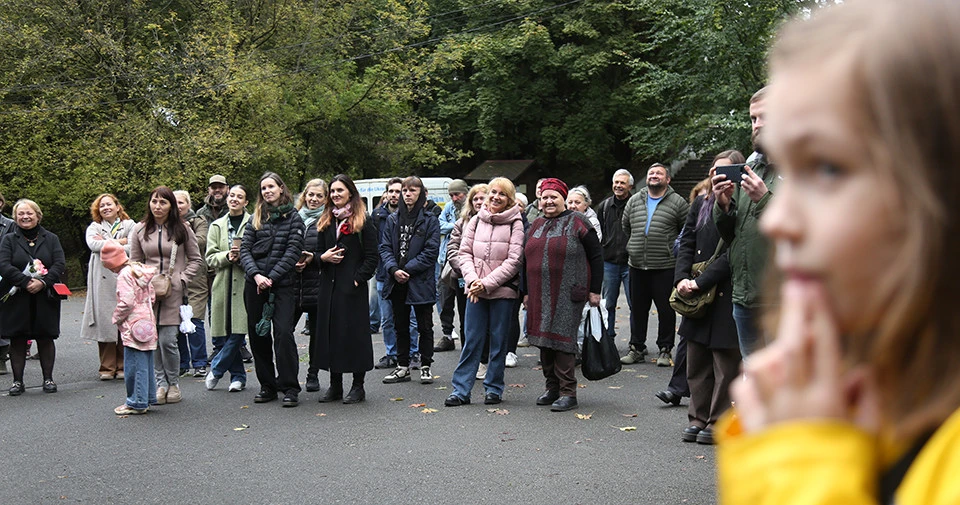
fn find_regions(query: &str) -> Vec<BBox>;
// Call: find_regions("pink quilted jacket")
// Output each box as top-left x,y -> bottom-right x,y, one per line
112,262 -> 159,351
458,205 -> 524,299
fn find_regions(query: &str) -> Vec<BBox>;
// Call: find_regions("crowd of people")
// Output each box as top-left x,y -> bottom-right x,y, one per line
4,0 -> 960,502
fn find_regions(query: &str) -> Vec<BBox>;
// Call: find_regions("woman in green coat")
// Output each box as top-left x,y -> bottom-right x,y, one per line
203,185 -> 250,392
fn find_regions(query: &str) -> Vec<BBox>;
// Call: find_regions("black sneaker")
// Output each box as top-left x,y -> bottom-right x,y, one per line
433,336 -> 455,352
282,393 -> 299,407
193,367 -> 207,377
374,355 -> 397,369
240,345 -> 253,364
9,381 -> 24,396
179,368 -> 190,377
254,390 -> 277,403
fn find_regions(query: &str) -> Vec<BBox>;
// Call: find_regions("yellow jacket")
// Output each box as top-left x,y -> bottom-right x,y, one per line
716,406 -> 960,504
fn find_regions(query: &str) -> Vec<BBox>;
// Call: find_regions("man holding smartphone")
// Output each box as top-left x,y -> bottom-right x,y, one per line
712,87 -> 781,357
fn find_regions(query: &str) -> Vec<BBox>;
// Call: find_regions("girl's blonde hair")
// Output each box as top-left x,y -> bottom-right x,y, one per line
770,0 -> 960,439
461,184 -> 489,222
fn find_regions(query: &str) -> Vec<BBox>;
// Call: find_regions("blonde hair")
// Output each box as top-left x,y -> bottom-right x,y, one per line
769,0 -> 960,439
461,184 -> 489,222
296,178 -> 328,211
12,199 -> 42,221
486,177 -> 516,211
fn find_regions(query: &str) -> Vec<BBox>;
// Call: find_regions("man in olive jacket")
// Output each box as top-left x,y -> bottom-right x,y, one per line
713,87 -> 779,357
621,163 -> 690,366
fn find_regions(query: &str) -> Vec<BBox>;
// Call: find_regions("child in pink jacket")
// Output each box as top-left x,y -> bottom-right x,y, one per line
102,241 -> 158,415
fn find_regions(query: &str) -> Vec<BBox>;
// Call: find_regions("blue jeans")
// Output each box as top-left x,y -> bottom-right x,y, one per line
451,297 -> 514,399
124,346 -> 157,410
177,318 -> 208,368
732,303 -> 761,358
602,262 -> 633,338
377,280 -> 419,357
369,281 -> 381,332
209,333 -> 247,384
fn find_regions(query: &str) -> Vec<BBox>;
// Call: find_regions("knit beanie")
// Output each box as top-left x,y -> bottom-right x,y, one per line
448,179 -> 469,194
539,178 -> 568,200
100,241 -> 128,271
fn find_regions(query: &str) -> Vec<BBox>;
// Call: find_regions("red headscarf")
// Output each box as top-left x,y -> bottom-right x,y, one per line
539,178 -> 568,200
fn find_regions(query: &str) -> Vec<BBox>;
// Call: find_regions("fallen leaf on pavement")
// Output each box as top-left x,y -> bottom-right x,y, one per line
696,455 -> 706,460
532,366 -> 542,371
96,395 -> 104,399
241,405 -> 249,409
421,408 -> 438,414
607,386 -> 622,389
621,368 -> 636,372
390,397 -> 404,401
575,413 -> 592,420
435,386 -> 448,390
622,413 -> 638,417
636,375 -> 648,379
618,426 -> 637,432
316,413 -> 326,417
409,403 -> 426,408
578,384 -> 587,389
508,383 -> 525,388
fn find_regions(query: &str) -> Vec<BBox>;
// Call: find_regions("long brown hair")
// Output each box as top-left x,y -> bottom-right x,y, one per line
251,172 -> 294,230
141,186 -> 188,244
318,174 -> 367,233
90,193 -> 131,223
769,0 -> 960,439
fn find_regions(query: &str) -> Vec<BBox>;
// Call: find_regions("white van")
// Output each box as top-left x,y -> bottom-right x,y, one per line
354,177 -> 453,211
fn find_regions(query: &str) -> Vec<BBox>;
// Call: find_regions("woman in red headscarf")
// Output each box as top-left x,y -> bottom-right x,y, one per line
522,178 -> 603,412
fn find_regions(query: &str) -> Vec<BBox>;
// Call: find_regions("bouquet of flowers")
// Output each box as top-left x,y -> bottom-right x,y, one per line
1,259 -> 48,302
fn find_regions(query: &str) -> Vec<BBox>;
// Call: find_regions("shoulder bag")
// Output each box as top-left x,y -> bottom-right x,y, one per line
669,240 -> 723,319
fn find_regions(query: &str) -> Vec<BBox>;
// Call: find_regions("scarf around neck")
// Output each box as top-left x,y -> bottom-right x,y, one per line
267,203 -> 295,223
299,206 -> 324,228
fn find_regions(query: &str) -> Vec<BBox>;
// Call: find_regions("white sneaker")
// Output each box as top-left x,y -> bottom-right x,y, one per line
420,366 -> 434,384
451,330 -> 459,342
205,371 -> 219,390
228,380 -> 245,392
476,363 -> 487,380
505,352 -> 518,368
517,336 -> 531,347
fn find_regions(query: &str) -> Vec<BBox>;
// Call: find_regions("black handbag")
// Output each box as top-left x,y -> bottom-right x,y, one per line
580,307 -> 621,381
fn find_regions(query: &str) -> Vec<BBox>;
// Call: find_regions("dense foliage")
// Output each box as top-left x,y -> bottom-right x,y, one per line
0,0 -> 819,280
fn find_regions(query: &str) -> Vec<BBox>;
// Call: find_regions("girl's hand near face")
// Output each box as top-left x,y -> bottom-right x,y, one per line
732,282 -> 877,434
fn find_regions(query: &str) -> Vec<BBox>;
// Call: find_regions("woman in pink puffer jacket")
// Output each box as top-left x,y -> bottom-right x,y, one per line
445,177 -> 525,407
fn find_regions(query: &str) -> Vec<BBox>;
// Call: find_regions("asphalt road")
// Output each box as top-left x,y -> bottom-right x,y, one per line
0,294 -> 718,505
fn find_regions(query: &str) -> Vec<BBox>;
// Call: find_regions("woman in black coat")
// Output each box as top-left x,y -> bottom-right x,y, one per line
0,199 -> 66,395
313,174 -> 378,404
294,178 -> 327,392
672,151 -> 743,445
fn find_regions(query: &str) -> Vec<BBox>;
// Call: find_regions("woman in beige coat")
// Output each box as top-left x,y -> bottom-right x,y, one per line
80,194 -> 136,380
129,186 -> 202,405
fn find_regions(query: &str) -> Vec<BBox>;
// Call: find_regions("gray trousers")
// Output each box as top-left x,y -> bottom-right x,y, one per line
155,325 -> 181,388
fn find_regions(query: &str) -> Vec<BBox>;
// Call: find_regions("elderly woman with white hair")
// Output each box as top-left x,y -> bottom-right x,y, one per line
566,185 -> 602,241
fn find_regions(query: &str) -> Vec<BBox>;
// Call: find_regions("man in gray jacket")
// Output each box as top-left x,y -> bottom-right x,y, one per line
621,164 -> 689,366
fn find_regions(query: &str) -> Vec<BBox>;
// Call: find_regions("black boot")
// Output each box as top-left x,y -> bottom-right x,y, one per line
343,373 -> 365,404
319,373 -> 343,403
305,373 -> 320,392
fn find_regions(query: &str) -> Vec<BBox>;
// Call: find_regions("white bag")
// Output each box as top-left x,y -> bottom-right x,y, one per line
178,304 -> 196,334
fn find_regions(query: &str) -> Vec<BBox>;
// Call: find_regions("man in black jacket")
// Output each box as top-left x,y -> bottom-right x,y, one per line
595,169 -> 635,344
0,190 -> 13,375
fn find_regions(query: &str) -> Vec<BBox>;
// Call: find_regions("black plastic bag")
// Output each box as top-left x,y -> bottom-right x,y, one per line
580,307 -> 621,381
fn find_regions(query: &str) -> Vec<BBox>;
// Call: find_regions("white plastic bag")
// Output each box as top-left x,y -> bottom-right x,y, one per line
178,304 -> 196,334
577,299 -> 609,343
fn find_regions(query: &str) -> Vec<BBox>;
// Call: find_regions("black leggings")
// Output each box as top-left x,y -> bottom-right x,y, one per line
10,338 -> 55,382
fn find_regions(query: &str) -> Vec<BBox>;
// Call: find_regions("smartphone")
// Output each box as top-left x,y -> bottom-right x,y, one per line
298,251 -> 311,263
231,237 -> 242,249
336,242 -> 348,252
716,164 -> 747,184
